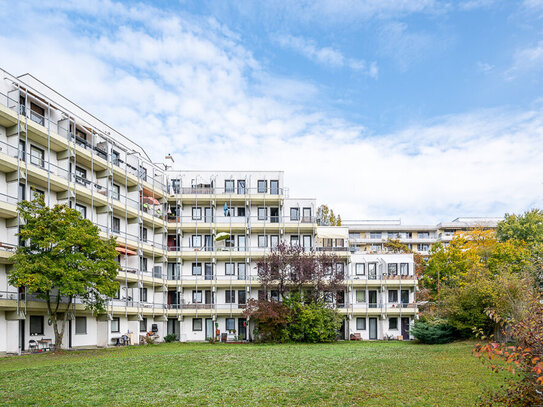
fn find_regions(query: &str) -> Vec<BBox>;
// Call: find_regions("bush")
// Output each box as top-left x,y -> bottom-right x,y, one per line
288,301 -> 343,343
163,333 -> 178,343
410,320 -> 457,344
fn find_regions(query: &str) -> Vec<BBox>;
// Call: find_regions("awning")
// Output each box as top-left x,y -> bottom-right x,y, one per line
215,232 -> 230,241
316,226 -> 349,240
115,247 -> 137,256
141,196 -> 160,205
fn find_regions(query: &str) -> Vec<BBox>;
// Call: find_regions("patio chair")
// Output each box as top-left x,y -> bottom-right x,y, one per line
28,339 -> 39,352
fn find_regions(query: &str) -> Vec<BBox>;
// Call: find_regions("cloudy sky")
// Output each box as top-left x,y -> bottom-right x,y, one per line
1,0 -> 542,223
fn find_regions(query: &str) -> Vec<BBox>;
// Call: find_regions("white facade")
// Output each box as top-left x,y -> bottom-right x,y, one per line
0,68 -> 417,353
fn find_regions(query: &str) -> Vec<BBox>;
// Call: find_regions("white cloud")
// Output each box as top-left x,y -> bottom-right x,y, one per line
0,0 -> 541,224
506,40 -> 543,79
276,34 -> 378,77
476,61 -> 494,73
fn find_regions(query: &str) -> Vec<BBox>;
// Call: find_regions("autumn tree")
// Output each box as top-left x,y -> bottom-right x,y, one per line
244,242 -> 345,342
9,195 -> 120,349
316,204 -> 342,226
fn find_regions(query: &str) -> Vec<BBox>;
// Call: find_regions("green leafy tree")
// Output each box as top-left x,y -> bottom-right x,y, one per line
9,195 -> 120,349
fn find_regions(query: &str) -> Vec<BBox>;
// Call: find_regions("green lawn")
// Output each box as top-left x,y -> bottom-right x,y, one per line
0,341 -> 506,406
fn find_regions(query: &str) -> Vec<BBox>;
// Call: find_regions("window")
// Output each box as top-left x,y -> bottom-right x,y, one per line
258,207 -> 267,220
193,318 -> 202,331
355,263 -> 365,275
389,318 -> 398,330
237,235 -> 246,251
418,244 -> 429,251
303,235 -> 312,251
226,318 -> 235,331
112,216 -> 120,233
290,208 -> 300,221
205,290 -> 214,304
237,207 -> 246,217
113,289 -> 120,300
18,139 -> 26,161
270,235 -> 280,248
30,315 -> 44,336
258,235 -> 267,248
139,166 -> 147,181
290,235 -> 299,246
30,188 -> 44,201
140,288 -> 148,302
225,263 -> 234,275
140,257 -> 148,272
225,180 -> 234,193
270,180 -> 279,194
112,184 -> 120,200
225,290 -> 236,303
192,263 -> 202,276
204,263 -> 213,280
368,263 -> 377,279
388,231 -> 400,239
356,290 -> 365,303
237,180 -> 246,194
191,235 -> 202,248
257,180 -> 267,193
302,207 -> 312,221
369,232 -> 381,239
418,232 -> 429,238
388,290 -> 398,303
356,318 -> 366,330
168,263 -> 180,280
140,227 -> 148,242
30,102 -> 45,125
388,263 -> 398,276
336,263 -> 344,277
238,290 -> 247,305
30,145 -> 44,168
238,263 -> 246,280
74,166 -> 87,185
75,317 -> 87,335
192,290 -> 202,303
75,204 -> 87,219
140,318 -> 147,333
192,207 -> 202,220
112,150 -> 121,166
400,263 -> 409,276
111,317 -> 120,333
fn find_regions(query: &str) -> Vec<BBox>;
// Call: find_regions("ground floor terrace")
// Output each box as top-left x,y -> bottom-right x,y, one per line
0,341 -> 509,406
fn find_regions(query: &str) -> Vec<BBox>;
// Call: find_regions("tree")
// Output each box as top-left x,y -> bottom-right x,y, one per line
316,204 -> 342,226
245,242 -> 345,342
9,195 -> 120,350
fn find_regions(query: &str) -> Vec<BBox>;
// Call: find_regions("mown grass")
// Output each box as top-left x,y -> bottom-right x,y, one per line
0,341 -> 507,406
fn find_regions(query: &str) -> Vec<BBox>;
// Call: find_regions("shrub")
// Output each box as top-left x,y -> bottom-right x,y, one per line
410,320 -> 457,344
288,301 -> 343,343
163,333 -> 178,343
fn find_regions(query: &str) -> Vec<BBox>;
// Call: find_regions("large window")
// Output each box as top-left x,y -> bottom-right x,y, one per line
192,290 -> 203,303
389,318 -> 398,330
355,263 -> 365,275
225,290 -> 236,303
193,318 -> 202,331
30,145 -> 44,168
75,317 -> 87,335
258,235 -> 267,248
30,315 -> 44,336
111,317 -> 120,333
356,290 -> 365,303
257,180 -> 267,193
140,288 -> 148,302
192,207 -> 202,220
225,262 -> 235,276
400,263 -> 409,275
226,318 -> 235,331
225,180 -> 234,193
290,208 -> 300,221
418,232 -> 429,238
356,317 -> 366,330
192,263 -> 202,276
75,204 -> 87,219
369,232 -> 381,239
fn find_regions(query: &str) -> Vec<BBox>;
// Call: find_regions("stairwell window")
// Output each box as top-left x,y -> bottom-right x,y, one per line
30,145 -> 45,168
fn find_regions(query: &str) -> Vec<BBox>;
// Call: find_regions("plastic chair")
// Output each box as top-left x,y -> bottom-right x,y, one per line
28,339 -> 39,352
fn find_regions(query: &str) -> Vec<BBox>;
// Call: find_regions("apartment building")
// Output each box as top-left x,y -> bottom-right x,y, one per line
345,217 -> 501,255
0,68 -> 416,353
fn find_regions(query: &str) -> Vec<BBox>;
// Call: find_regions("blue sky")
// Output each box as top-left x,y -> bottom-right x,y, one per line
0,0 -> 542,223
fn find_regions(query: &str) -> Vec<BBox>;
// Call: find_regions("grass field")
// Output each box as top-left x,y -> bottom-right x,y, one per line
0,341 -> 507,406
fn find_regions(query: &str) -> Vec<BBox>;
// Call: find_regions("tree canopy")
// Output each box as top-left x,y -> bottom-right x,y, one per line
316,204 -> 342,226
9,194 -> 120,349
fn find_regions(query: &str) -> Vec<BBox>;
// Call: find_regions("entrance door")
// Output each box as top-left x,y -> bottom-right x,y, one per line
238,318 -> 247,341
68,319 -> 72,348
167,319 -> 180,337
369,318 -> 378,340
19,319 -> 25,351
401,318 -> 410,340
205,318 -> 214,340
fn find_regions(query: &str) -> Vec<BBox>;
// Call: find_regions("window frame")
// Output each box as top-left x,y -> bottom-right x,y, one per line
290,207 -> 300,221
356,317 -> 366,330
225,289 -> 236,304
389,317 -> 398,330
192,262 -> 202,276
258,235 -> 268,248
192,318 -> 202,331
30,145 -> 45,168
29,315 -> 44,336
192,207 -> 202,220
226,318 -> 235,331
257,180 -> 267,193
111,317 -> 120,333
75,316 -> 87,335
355,263 -> 365,275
